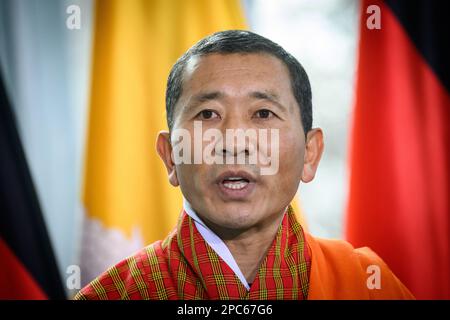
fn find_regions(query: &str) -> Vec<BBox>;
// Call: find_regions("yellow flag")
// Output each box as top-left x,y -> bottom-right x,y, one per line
80,0 -> 246,285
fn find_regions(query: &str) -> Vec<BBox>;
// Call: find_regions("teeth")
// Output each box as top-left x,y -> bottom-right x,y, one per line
227,177 -> 243,181
223,181 -> 248,190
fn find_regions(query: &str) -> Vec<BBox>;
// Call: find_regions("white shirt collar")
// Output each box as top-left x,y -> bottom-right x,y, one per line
182,198 -> 251,290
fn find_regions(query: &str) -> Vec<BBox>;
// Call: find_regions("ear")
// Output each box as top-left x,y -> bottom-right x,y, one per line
301,128 -> 324,183
156,131 -> 179,186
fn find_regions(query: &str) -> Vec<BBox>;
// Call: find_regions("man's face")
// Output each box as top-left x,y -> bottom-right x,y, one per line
159,53 -> 320,234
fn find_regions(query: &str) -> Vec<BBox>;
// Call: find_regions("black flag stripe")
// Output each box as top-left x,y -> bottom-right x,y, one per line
0,74 -> 66,299
385,0 -> 450,92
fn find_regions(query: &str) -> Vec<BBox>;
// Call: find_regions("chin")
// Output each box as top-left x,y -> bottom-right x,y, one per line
218,207 -> 259,228
214,218 -> 255,231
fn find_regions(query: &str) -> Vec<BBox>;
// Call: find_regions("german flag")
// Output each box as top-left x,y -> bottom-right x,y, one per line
0,75 -> 65,299
346,0 -> 450,299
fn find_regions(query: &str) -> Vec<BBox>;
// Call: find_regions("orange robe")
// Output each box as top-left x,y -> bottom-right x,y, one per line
306,233 -> 414,299
76,207 -> 414,300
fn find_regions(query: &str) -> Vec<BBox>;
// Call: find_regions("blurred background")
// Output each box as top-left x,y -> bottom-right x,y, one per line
0,0 -> 448,299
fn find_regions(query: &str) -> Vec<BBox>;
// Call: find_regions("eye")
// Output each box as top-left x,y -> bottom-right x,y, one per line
197,109 -> 220,120
254,109 -> 275,119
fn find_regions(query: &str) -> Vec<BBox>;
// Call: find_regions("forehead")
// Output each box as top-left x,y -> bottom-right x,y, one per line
181,53 -> 293,96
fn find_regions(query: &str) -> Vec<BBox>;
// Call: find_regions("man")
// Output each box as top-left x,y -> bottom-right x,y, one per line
75,30 -> 414,300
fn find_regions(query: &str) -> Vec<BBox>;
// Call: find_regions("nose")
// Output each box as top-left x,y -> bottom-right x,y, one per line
216,137 -> 250,158
215,114 -> 257,161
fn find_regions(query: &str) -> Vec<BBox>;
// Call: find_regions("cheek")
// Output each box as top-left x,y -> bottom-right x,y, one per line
262,130 -> 303,204
176,165 -> 196,194
176,164 -> 211,196
278,130 -> 305,177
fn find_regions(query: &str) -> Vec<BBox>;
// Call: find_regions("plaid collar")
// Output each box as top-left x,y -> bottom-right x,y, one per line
175,205 -> 311,299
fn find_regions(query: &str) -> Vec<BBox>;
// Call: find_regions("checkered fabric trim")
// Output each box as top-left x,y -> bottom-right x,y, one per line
75,205 -> 311,300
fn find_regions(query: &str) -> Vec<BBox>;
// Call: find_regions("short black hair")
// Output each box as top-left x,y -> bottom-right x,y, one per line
165,30 -> 312,134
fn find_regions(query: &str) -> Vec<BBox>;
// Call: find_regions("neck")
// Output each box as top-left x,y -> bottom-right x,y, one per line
209,214 -> 285,284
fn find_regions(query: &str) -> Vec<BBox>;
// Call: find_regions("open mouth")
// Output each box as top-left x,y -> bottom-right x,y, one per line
215,170 -> 257,199
222,177 -> 250,190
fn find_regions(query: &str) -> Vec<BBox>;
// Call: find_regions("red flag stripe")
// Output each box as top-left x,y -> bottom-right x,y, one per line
0,238 -> 47,299
346,0 -> 450,299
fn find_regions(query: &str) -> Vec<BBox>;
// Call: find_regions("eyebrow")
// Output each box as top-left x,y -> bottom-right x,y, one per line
182,91 -> 224,114
184,90 -> 288,113
191,91 -> 224,104
249,91 -> 287,112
